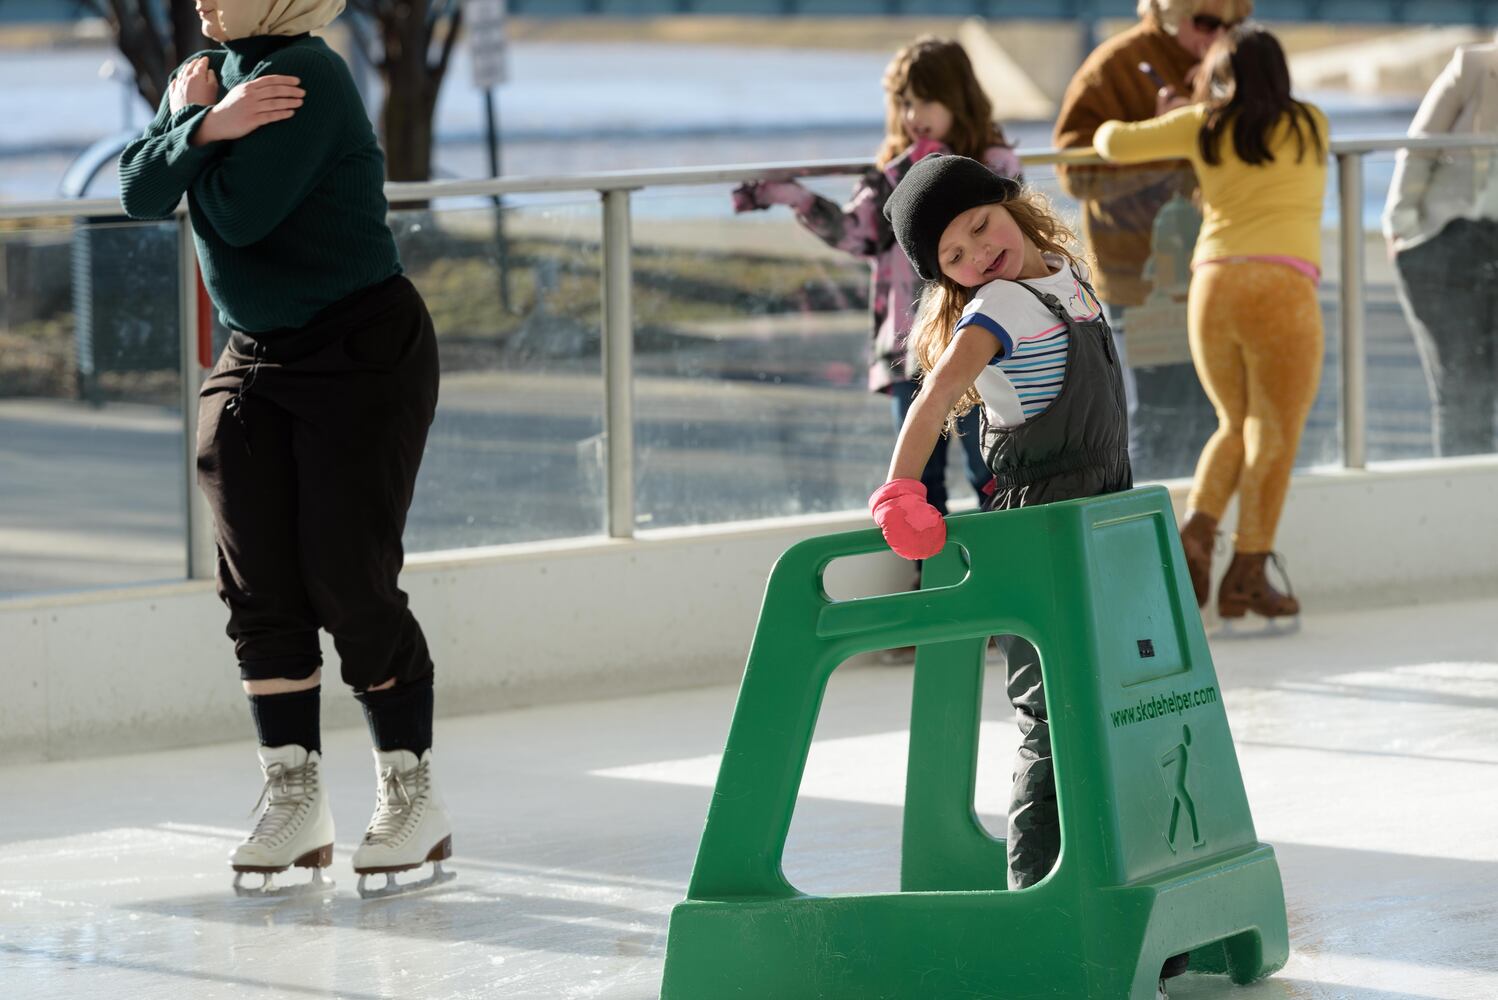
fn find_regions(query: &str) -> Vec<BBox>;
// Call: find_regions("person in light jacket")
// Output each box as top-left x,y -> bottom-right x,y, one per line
1384,42 -> 1498,457
1053,0 -> 1253,481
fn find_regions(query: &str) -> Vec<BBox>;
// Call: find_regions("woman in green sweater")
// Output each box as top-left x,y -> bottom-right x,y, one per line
120,0 -> 452,899
1094,24 -> 1326,627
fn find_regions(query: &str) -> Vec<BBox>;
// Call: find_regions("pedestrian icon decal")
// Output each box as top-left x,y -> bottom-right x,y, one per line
1160,724 -> 1205,852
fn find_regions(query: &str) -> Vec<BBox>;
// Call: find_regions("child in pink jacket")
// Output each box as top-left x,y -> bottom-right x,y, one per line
735,36 -> 1021,520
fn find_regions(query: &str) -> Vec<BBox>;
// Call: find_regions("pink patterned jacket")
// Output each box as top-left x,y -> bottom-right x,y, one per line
794,143 -> 1023,393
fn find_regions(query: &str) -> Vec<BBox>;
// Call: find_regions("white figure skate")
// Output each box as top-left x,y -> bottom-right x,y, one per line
230,745 -> 335,897
352,749 -> 455,899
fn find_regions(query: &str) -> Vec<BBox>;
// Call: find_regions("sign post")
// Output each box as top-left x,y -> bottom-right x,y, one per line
463,0 -> 511,311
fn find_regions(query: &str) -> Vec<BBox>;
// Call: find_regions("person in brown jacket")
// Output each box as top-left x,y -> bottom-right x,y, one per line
1054,0 -> 1253,481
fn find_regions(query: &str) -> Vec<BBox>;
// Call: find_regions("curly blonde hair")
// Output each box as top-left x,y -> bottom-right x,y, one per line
908,188 -> 1089,428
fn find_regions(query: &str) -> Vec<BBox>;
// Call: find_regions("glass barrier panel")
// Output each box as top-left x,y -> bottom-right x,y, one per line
628,179 -> 901,530
1031,160 -> 1214,481
1363,146 -> 1496,461
0,216 -> 187,596
1028,160 -> 1343,479
391,197 -> 607,551
625,164 -> 1355,534
1294,150 -> 1343,472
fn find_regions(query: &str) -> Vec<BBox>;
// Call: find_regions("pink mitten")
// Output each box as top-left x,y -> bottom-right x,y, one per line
868,479 -> 947,561
884,139 -> 950,185
730,180 -> 810,213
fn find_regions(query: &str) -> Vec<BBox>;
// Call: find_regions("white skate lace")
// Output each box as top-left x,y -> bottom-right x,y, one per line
362,760 -> 428,846
246,759 -> 316,846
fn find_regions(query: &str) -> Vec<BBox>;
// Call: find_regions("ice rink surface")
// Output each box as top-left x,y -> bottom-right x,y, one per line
4,596 -> 1497,999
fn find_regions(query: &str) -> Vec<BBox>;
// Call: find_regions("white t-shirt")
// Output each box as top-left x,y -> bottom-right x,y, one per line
954,254 -> 1101,429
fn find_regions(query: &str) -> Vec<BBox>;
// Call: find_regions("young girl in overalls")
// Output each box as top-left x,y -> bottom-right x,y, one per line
871,152 -> 1131,893
872,154 -> 1194,994
732,36 -> 1021,522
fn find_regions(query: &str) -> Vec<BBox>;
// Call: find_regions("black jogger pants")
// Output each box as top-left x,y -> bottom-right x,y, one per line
196,275 -> 439,691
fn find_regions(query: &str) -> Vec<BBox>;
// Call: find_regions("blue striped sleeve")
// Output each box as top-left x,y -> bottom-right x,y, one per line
1010,373 -> 1065,386
956,311 -> 1015,359
1004,351 -> 1069,369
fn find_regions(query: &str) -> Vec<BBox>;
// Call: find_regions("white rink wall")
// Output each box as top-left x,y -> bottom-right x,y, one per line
3,458 -> 1496,765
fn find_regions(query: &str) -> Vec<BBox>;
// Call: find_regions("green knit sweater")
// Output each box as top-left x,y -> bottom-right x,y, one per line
119,34 -> 400,335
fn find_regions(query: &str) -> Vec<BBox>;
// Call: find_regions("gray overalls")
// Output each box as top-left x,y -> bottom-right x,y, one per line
981,277 -> 1131,889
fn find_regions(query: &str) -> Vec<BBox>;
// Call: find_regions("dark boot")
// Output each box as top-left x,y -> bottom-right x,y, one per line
1178,511 -> 1218,608
1218,551 -> 1299,619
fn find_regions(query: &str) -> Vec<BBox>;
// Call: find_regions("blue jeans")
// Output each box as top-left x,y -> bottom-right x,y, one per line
889,379 -> 990,515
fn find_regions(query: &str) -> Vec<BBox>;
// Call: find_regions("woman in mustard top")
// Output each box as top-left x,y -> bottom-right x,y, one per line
1095,24 -> 1326,624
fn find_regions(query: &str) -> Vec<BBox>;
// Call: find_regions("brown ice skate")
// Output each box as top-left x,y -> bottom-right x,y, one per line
1217,551 -> 1300,627
1178,511 -> 1219,608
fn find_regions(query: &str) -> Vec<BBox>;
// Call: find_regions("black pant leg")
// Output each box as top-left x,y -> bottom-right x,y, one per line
291,288 -> 440,691
197,350 -> 322,681
998,634 -> 1058,890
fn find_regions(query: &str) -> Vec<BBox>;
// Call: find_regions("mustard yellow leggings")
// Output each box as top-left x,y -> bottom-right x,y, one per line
1186,261 -> 1324,553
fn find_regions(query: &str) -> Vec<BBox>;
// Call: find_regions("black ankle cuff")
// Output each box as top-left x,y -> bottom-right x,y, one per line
248,687 -> 321,754
354,680 -> 434,756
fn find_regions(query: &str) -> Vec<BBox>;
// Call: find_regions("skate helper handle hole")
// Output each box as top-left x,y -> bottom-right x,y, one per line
812,518 -> 1000,651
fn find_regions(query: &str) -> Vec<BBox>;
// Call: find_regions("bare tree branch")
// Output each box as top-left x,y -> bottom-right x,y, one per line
344,9 -> 383,71
433,4 -> 463,79
98,0 -> 173,109
347,0 -> 398,21
169,0 -> 211,65
426,0 -> 459,39
94,0 -> 460,181
135,0 -> 162,45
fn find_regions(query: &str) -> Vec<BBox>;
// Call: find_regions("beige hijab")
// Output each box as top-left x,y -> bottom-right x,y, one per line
208,0 -> 345,41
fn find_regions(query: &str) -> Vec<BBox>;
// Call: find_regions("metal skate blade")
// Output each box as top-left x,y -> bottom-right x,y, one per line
356,860 -> 457,900
232,867 -> 335,899
1199,601 -> 1222,636
1214,613 -> 1302,639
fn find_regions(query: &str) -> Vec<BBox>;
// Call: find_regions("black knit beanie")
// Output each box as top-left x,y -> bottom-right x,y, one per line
883,154 -> 1023,281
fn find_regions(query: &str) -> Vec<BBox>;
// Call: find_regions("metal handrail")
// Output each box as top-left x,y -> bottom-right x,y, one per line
1319,133 -> 1498,154
4,132 -> 1496,220
1335,152 -> 1367,470
1,130 -> 1490,575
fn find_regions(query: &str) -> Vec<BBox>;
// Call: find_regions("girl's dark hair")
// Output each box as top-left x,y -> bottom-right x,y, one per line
1194,24 -> 1324,167
876,36 -> 1010,168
